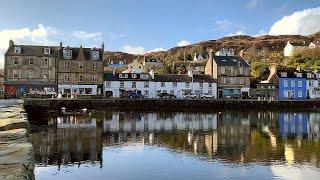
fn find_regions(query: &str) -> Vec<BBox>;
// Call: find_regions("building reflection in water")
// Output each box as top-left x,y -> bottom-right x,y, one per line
29,114 -> 103,169
29,110 -> 320,170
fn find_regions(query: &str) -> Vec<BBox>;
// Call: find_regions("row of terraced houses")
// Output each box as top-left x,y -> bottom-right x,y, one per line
3,41 -> 252,99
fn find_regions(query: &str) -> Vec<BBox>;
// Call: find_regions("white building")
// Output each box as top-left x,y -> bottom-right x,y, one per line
215,48 -> 235,56
307,71 -> 320,99
309,41 -> 320,49
193,53 -> 204,62
104,70 -> 217,99
284,41 -> 309,57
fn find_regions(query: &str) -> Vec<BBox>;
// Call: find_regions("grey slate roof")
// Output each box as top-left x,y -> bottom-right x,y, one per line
59,47 -> 103,61
5,45 -> 59,56
154,74 -> 216,83
212,56 -> 250,67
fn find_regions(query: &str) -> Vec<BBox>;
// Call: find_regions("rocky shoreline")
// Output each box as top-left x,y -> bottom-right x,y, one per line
0,100 -> 34,180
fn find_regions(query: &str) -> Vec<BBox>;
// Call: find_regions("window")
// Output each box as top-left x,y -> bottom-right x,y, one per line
173,82 -> 177,87
296,73 -> 302,78
106,82 -> 111,88
29,58 -> 34,65
44,47 -> 50,55
78,75 -> 83,82
13,57 -> 19,65
44,58 -> 49,66
307,73 -> 312,78
161,82 -> 165,87
298,90 -> 303,97
132,82 -> 136,88
119,73 -> 128,78
291,80 -> 295,87
91,51 -> 99,60
209,83 -> 212,88
170,90 -> 174,94
298,80 -> 303,87
132,74 -> 137,78
144,82 -> 149,88
79,62 -> 83,70
284,80 -> 288,87
281,72 -> 287,77
64,75 -> 70,82
220,67 -> 225,74
64,62 -> 70,69
230,78 -> 234,84
92,75 -> 98,82
14,46 -> 21,54
63,49 -> 72,59
199,82 -> 203,89
120,81 -> 124,88
28,71 -> 33,78
185,82 -> 190,88
92,62 -> 98,70
239,67 -> 244,75
12,70 -> 19,78
240,78 -> 244,84
42,72 -> 48,79
222,77 -> 227,84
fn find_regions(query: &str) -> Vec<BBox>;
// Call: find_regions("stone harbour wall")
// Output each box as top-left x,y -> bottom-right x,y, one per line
0,100 -> 34,180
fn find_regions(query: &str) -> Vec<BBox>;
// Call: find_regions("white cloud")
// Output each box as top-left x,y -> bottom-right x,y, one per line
177,40 -> 191,47
148,48 -> 166,53
72,31 -> 102,40
0,24 -> 60,68
227,30 -> 246,36
123,45 -> 146,55
269,7 -> 320,35
246,0 -> 262,9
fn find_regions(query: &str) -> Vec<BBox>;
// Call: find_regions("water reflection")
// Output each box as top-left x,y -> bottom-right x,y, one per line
29,110 -> 320,179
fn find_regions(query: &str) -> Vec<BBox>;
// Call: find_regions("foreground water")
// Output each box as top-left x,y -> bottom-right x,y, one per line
27,110 -> 320,180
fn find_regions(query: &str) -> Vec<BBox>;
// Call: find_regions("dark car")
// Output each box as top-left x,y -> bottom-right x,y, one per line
159,92 -> 176,98
128,92 -> 143,98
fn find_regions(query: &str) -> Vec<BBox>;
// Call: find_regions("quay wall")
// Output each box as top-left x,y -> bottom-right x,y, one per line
23,98 -> 320,112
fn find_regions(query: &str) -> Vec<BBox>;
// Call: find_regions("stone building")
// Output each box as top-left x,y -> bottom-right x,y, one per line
4,40 -> 58,97
205,49 -> 251,98
57,43 -> 104,95
143,58 -> 163,70
122,59 -> 149,73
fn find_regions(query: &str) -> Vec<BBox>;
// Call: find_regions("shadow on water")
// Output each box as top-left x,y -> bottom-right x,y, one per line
27,110 -> 320,179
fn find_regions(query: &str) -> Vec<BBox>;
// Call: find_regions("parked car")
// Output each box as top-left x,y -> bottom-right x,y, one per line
159,92 -> 176,98
200,93 -> 214,99
128,92 -> 143,98
183,94 -> 198,99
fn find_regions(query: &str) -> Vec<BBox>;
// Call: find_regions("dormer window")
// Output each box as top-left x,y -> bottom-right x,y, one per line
307,73 -> 312,78
63,48 -> 72,59
14,46 -> 21,54
44,47 -> 51,55
281,72 -> 287,77
296,73 -> 302,78
91,50 -> 99,60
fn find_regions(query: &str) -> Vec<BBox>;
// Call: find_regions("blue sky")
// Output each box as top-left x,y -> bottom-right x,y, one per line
0,0 -> 320,67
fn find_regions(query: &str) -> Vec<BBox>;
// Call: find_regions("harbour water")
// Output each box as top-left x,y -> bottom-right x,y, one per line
28,110 -> 320,180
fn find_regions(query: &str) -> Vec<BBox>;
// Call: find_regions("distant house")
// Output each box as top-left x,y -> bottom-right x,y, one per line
277,70 -> 307,100
252,63 -> 279,99
306,71 -> 320,99
123,59 -> 149,73
215,48 -> 235,56
107,59 -> 126,70
193,53 -> 205,62
205,50 -> 251,98
0,71 -> 4,98
143,58 -> 163,70
309,41 -> 320,49
284,41 -> 309,57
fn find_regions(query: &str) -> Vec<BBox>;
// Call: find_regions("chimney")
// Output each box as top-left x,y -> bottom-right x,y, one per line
102,42 -> 105,51
9,40 -> 14,47
209,49 -> 214,76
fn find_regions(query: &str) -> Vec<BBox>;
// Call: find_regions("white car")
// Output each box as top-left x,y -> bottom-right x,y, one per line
201,93 -> 214,99
183,94 -> 198,99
